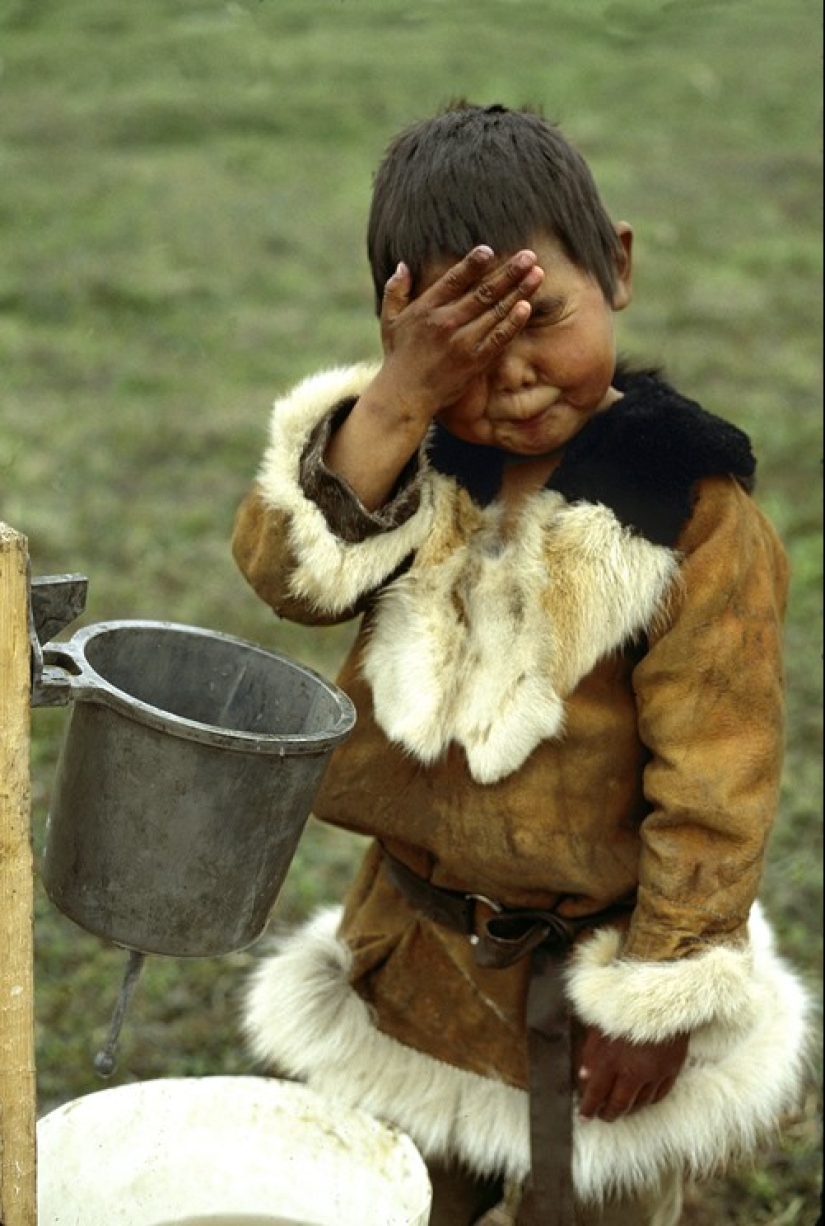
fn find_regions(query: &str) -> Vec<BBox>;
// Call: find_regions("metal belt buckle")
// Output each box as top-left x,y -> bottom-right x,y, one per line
465,892 -> 503,945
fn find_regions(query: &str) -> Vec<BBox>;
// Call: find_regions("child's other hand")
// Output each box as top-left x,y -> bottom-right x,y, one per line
376,246 -> 544,419
576,1025 -> 689,1122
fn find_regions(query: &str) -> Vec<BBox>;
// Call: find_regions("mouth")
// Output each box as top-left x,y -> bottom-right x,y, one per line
519,409 -> 551,426
490,394 -> 562,426
500,406 -> 555,433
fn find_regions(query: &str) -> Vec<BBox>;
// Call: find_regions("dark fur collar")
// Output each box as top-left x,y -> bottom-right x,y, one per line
428,366 -> 756,546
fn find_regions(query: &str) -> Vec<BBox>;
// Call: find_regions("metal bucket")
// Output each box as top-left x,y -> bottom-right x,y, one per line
40,620 -> 356,957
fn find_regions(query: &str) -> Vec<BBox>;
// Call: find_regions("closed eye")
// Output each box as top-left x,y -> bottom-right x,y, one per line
528,295 -> 569,326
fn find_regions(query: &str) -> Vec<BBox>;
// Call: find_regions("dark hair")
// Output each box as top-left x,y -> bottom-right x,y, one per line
367,101 -> 623,312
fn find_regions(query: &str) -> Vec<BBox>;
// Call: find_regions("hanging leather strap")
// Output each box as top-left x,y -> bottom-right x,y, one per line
382,851 -> 632,1226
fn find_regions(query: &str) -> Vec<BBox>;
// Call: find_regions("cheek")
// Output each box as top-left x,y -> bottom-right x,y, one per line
455,376 -> 489,418
553,334 -> 616,397
438,377 -> 490,437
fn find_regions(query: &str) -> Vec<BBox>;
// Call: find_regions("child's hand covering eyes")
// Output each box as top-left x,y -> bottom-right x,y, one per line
376,245 -> 544,420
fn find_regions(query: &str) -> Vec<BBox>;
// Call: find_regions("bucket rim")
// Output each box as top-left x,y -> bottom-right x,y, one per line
48,618 -> 356,755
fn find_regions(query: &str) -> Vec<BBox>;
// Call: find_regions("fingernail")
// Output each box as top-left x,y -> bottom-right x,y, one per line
519,267 -> 543,292
473,245 -> 494,260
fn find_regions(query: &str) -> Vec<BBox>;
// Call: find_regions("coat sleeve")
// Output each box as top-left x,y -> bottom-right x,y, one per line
625,475 -> 789,962
231,364 -> 437,625
564,475 -> 796,1047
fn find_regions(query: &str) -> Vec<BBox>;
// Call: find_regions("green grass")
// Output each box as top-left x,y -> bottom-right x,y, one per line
2,0 -> 821,1220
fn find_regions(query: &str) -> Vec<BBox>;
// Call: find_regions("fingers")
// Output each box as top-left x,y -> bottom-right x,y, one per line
383,246 -> 541,322
577,1063 -> 619,1121
381,247 -> 542,345
468,289 -> 534,361
578,1068 -> 645,1122
427,246 -> 542,321
434,248 -> 544,361
380,261 -> 412,327
424,244 -> 496,304
578,1069 -> 679,1123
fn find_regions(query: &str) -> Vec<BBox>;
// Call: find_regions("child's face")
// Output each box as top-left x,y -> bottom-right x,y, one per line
420,229 -> 632,456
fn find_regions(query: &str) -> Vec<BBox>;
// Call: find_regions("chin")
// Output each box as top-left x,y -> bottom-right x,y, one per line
497,431 -> 566,455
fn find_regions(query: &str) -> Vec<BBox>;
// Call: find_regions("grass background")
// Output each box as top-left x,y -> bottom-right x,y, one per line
1,0 -> 821,1220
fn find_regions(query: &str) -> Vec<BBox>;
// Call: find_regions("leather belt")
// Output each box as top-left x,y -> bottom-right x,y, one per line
382,850 -> 632,1226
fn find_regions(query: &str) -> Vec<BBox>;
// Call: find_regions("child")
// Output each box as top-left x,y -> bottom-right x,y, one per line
232,103 -> 810,1225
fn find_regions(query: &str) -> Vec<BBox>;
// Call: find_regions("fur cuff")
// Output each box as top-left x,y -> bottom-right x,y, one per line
565,915 -> 770,1044
243,907 -> 812,1203
256,364 -> 437,615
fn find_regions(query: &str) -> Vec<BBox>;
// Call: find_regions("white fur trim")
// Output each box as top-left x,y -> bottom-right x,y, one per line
362,492 -> 679,783
243,909 -> 531,1186
243,907 -> 812,1202
256,364 -> 437,615
565,909 -> 776,1044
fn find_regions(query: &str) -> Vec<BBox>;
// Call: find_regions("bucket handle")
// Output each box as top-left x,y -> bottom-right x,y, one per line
29,574 -> 90,708
35,639 -> 102,708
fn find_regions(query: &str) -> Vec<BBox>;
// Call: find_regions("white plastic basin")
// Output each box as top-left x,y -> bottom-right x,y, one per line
37,1076 -> 432,1225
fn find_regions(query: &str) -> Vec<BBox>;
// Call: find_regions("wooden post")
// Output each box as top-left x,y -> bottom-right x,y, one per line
0,523 -> 37,1226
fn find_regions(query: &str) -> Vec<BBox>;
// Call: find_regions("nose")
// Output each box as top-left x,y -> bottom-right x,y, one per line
489,340 -> 536,393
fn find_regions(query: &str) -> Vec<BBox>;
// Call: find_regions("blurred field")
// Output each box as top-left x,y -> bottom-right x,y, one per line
1,0 -> 821,1220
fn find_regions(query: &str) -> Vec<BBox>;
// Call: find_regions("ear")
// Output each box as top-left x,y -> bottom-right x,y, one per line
611,222 -> 634,310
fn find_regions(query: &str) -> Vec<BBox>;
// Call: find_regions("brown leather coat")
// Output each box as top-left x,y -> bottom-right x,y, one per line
233,364 -> 791,1093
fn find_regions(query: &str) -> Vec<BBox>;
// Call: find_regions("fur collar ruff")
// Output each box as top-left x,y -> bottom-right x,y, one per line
362,491 -> 678,782
429,368 -> 756,546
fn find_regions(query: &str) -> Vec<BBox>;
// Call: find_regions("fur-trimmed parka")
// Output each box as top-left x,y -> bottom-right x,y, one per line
232,363 -> 810,1204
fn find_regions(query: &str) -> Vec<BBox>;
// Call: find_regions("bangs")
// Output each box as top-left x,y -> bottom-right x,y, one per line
367,104 -> 622,310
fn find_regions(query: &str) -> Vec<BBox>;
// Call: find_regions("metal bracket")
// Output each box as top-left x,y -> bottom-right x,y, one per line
29,573 -> 89,707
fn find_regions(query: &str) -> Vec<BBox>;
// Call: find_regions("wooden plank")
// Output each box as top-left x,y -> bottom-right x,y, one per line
0,523 -> 36,1226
